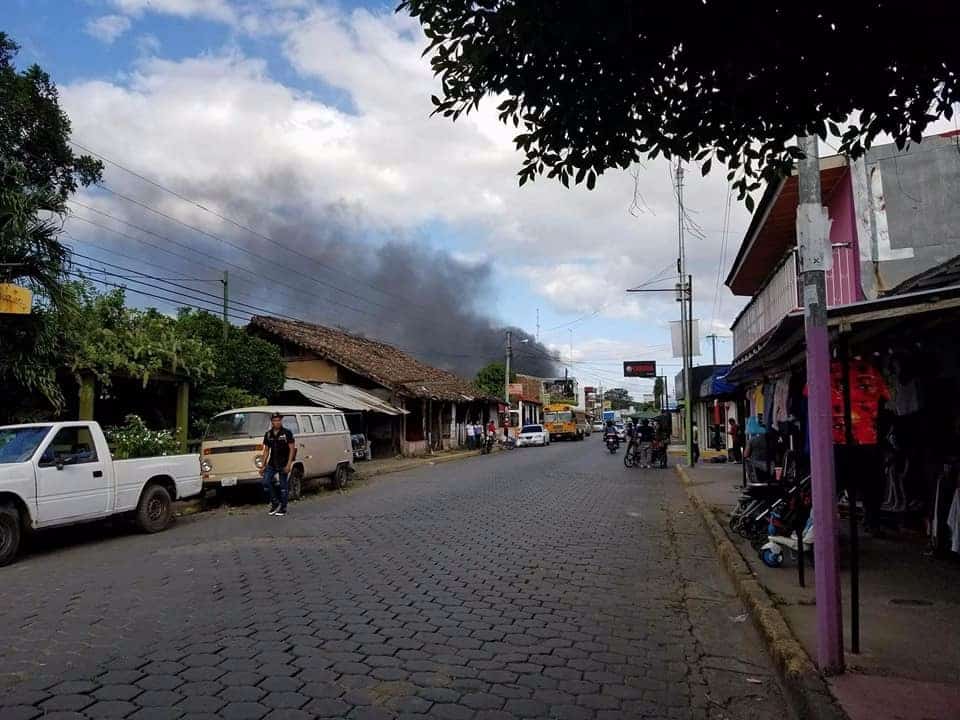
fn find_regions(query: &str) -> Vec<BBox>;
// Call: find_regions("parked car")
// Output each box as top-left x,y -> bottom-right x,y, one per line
592,421 -> 604,433
201,405 -> 353,499
0,421 -> 202,567
516,424 -> 550,447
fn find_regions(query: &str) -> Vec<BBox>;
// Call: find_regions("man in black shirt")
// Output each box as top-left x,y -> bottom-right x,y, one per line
260,412 -> 297,516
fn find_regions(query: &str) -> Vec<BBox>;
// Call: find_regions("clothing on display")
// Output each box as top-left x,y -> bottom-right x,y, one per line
828,358 -> 890,445
773,376 -> 790,425
948,489 -> 960,554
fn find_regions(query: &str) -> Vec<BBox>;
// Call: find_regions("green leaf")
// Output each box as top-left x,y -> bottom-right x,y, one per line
701,159 -> 711,176
745,194 -> 755,213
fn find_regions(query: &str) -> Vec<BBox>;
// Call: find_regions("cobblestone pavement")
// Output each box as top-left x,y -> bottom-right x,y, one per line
1,440 -> 790,719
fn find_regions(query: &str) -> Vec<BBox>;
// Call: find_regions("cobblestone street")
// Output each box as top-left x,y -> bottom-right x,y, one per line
1,441 -> 789,720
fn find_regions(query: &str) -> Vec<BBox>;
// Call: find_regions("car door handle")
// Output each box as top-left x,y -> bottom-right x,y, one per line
93,470 -> 103,478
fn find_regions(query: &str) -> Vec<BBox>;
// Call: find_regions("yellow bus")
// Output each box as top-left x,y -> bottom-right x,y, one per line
543,403 -> 587,441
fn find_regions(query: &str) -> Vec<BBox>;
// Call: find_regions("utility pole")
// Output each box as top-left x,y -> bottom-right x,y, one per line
504,330 -> 512,404
676,163 -> 694,468
221,270 -> 229,340
797,134 -> 843,672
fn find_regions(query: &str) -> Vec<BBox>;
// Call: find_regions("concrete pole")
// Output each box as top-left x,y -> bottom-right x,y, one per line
685,274 -> 694,467
797,134 -> 844,673
505,330 -> 512,438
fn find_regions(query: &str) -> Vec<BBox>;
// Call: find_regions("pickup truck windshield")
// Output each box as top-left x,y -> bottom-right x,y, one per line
0,426 -> 52,464
204,412 -> 271,440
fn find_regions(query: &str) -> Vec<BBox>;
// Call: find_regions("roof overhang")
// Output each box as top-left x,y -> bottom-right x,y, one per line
726,155 -> 848,296
283,379 -> 408,415
726,283 -> 960,383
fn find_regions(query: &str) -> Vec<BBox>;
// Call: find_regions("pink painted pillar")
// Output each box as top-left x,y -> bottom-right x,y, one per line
798,135 -> 844,673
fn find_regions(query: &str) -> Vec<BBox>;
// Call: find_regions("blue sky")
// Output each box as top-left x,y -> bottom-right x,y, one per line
6,0 -> 747,393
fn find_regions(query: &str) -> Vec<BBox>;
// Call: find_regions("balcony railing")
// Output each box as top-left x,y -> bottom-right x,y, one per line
732,253 -> 800,358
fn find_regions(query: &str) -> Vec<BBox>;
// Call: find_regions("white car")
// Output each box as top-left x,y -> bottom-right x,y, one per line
516,424 -> 550,447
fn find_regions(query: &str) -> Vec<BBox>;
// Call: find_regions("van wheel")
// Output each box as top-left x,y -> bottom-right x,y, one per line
0,505 -> 21,567
288,466 -> 304,501
137,484 -> 172,533
331,463 -> 348,491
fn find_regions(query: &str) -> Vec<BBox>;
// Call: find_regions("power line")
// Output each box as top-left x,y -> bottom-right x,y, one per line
65,201 -> 377,319
84,186 -> 397,315
69,140 -> 430,308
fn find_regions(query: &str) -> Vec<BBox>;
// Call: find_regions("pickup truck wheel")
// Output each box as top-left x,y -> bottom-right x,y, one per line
137,484 -> 172,533
0,506 -> 21,567
288,466 -> 303,501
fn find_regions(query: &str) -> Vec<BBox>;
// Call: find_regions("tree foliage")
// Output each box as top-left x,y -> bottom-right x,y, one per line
475,361 -> 513,398
0,33 -> 103,411
71,289 -> 216,387
175,309 -> 286,434
399,2 -> 960,204
603,387 -> 633,410
0,33 -> 102,205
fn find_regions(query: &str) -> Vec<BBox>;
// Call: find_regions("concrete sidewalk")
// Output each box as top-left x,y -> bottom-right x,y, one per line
682,462 -> 960,720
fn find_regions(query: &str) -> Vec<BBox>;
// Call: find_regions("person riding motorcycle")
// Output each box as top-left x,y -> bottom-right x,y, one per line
603,421 -> 620,448
624,420 -> 638,460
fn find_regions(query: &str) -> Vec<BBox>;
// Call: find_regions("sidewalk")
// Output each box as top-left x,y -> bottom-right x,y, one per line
681,462 -> 960,720
352,447 -> 480,479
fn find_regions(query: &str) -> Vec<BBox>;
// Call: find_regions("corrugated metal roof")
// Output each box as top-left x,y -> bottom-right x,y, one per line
283,379 -> 407,416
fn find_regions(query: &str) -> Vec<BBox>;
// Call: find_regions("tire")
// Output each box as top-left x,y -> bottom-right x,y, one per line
0,505 -> 22,567
761,547 -> 783,568
136,484 -> 172,533
623,452 -> 635,468
330,463 -> 348,491
288,466 -> 304,501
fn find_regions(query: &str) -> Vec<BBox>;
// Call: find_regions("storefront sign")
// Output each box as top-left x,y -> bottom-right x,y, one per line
0,284 -> 32,314
623,360 -> 657,378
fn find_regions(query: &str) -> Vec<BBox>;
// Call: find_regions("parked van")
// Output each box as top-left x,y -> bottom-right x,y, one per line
200,406 -> 352,499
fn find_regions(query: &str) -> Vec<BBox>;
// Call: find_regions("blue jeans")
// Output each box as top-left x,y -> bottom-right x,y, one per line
262,466 -> 289,511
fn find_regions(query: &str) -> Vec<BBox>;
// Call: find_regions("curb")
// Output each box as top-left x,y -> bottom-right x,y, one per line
675,465 -> 848,720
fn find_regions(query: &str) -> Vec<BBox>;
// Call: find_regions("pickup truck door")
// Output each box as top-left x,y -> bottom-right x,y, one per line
35,425 -> 110,524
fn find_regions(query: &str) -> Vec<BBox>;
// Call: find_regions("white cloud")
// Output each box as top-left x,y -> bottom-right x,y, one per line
62,4 -> 751,346
84,14 -> 132,44
108,0 -> 237,24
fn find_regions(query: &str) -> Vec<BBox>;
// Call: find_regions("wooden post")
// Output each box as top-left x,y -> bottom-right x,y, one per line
176,381 -> 189,453
79,374 -> 95,421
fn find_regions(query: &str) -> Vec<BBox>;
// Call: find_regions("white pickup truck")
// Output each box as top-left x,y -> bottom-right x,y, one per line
0,421 -> 202,566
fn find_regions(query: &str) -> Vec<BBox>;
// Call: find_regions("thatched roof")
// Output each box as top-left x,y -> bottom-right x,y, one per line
250,316 -> 494,402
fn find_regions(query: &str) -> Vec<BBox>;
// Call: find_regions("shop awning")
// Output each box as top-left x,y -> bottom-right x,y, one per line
283,379 -> 407,415
699,367 -> 735,398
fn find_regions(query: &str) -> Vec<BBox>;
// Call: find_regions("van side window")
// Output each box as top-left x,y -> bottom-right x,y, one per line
312,415 -> 327,432
336,415 -> 347,431
284,417 -> 300,434
300,416 -> 314,433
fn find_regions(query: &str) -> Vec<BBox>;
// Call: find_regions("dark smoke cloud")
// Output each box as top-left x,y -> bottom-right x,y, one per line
69,191 -> 559,381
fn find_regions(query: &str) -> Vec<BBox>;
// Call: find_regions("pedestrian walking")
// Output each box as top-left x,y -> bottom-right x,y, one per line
728,418 -> 742,462
466,421 -> 475,449
259,412 -> 297,516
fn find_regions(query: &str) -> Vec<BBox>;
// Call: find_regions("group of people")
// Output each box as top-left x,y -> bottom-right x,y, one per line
604,417 -> 669,469
465,420 -> 497,450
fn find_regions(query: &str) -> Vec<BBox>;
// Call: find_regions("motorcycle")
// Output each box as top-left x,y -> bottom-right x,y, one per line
761,511 -> 815,568
604,433 -> 620,453
481,432 -> 495,455
652,439 -> 668,468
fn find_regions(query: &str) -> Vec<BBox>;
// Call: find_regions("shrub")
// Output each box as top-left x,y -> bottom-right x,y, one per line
106,414 -> 179,459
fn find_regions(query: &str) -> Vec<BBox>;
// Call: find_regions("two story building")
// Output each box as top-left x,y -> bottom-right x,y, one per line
724,130 -> 960,554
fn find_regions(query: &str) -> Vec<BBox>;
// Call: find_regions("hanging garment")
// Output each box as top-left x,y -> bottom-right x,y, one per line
763,381 -> 775,427
752,385 -> 765,417
773,377 -> 790,425
831,358 -> 890,445
948,489 -> 960,554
